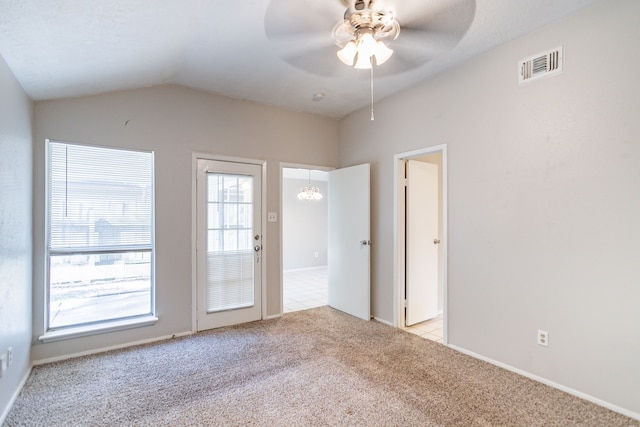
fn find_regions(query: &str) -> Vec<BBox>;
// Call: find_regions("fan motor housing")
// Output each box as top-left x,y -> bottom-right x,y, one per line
345,0 -> 372,18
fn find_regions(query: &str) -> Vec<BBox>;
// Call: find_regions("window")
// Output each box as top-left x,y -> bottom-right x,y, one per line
206,173 -> 255,312
46,140 -> 154,332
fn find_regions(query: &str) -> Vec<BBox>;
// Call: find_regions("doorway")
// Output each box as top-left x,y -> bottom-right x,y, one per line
281,167 -> 329,313
281,163 -> 371,321
394,146 -> 447,344
195,158 -> 264,331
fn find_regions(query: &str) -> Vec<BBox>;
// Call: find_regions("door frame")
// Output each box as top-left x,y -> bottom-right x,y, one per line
279,162 -> 333,316
191,152 -> 267,332
393,145 -> 448,343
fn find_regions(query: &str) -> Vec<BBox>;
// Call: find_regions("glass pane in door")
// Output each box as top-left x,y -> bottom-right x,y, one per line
206,173 -> 254,312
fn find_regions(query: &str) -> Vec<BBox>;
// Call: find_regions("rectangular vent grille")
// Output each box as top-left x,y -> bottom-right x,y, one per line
519,46 -> 563,85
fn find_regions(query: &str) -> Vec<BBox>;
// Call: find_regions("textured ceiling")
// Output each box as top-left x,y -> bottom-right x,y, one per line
0,0 -> 599,119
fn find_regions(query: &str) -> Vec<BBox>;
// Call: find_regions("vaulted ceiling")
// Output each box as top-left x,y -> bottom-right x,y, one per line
0,0 -> 598,119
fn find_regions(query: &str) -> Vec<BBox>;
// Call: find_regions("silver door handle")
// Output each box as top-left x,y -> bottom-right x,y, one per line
360,240 -> 371,246
254,245 -> 261,251
434,239 -> 441,245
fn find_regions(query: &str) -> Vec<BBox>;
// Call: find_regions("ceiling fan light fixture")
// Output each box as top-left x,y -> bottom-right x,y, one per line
332,2 -> 400,70
341,30 -> 392,69
330,0 -> 403,120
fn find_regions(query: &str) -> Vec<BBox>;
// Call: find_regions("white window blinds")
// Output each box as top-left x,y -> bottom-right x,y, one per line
205,173 -> 255,312
47,141 -> 153,252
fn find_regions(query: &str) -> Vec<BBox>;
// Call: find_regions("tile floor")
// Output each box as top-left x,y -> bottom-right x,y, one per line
405,314 -> 444,344
283,266 -> 328,313
283,266 -> 443,345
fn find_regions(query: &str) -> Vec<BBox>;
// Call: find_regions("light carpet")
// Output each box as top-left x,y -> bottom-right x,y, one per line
5,306 -> 638,426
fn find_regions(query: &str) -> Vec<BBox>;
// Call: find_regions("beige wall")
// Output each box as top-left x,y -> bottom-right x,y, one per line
0,54 -> 33,420
32,85 -> 338,361
338,0 -> 640,417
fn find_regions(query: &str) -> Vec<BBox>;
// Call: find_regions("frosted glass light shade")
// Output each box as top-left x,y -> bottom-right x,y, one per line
354,53 -> 372,69
337,41 -> 357,66
373,41 -> 393,65
358,33 -> 377,58
339,33 -> 394,69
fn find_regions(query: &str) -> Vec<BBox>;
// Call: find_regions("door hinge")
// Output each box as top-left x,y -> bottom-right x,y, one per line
404,299 -> 408,308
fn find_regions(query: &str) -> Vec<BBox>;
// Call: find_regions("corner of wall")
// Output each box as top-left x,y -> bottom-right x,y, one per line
0,53 -> 34,422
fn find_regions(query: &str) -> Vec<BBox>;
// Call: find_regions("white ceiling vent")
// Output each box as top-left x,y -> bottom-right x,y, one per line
519,46 -> 563,85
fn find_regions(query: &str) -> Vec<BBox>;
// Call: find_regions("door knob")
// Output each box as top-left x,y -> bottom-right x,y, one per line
360,240 -> 371,246
254,245 -> 261,252
433,239 -> 441,245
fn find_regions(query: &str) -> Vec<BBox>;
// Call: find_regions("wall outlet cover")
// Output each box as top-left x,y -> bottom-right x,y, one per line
537,330 -> 549,347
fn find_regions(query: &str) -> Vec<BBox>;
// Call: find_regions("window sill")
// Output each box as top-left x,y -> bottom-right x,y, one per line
39,315 -> 158,343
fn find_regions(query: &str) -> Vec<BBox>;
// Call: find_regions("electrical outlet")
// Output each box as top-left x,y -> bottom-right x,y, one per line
537,330 -> 549,347
7,347 -> 12,367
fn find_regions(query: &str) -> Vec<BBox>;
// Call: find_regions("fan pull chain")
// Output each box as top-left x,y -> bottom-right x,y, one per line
370,65 -> 375,121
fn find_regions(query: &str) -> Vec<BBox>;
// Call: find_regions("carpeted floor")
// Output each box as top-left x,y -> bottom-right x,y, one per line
5,307 -> 638,426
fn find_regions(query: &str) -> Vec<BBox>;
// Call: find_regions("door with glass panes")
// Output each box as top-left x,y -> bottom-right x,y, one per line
196,159 -> 262,331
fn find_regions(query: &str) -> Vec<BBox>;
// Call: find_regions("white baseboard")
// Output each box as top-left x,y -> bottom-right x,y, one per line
265,313 -> 283,320
448,344 -> 640,421
32,331 -> 193,366
0,365 -> 32,425
373,316 -> 394,327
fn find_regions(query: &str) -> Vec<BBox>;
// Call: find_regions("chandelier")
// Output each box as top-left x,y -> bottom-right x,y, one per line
332,0 -> 400,70
297,170 -> 323,201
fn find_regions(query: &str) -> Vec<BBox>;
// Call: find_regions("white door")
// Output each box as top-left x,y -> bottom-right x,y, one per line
196,159 -> 262,331
328,163 -> 370,321
406,160 -> 439,326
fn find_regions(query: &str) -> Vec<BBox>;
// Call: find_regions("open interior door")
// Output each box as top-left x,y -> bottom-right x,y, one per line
405,160 -> 439,326
328,163 -> 370,321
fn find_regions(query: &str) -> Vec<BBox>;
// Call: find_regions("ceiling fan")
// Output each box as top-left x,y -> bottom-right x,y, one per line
265,0 -> 476,78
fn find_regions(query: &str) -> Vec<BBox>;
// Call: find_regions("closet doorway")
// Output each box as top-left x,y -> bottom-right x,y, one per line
394,146 -> 447,344
282,166 -> 330,313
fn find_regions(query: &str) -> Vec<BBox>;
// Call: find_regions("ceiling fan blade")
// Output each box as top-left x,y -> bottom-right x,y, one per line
396,0 -> 475,39
367,0 -> 475,75
282,45 -> 349,78
271,32 -> 336,56
264,0 -> 344,40
394,28 -> 462,57
372,52 -> 428,77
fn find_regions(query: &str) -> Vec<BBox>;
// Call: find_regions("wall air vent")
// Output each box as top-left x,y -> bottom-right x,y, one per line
519,46 -> 563,85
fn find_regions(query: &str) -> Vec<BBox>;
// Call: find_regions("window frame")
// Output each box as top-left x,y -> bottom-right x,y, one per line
41,140 -> 157,341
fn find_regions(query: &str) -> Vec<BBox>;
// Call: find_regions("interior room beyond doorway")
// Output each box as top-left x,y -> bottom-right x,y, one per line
282,167 -> 329,313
